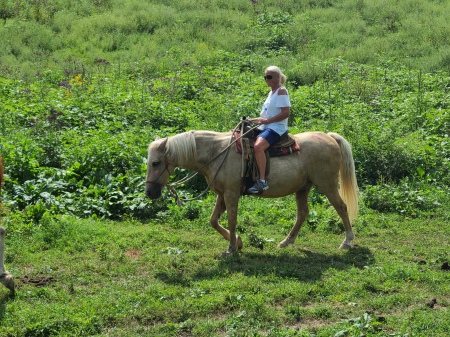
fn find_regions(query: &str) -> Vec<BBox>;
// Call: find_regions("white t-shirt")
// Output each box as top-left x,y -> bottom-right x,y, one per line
258,86 -> 291,135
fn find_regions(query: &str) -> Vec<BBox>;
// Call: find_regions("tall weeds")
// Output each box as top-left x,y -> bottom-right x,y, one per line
1,0 -> 450,78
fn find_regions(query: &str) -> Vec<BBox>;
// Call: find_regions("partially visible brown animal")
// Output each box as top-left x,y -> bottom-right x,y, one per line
0,157 -> 3,190
0,157 -> 14,293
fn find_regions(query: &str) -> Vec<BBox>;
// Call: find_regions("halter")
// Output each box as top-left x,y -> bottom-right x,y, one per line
145,158 -> 173,185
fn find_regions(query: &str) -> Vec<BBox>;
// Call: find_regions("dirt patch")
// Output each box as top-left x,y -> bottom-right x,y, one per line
125,249 -> 142,260
18,276 -> 55,288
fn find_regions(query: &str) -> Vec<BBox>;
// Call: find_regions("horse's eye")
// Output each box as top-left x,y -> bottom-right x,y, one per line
152,161 -> 160,167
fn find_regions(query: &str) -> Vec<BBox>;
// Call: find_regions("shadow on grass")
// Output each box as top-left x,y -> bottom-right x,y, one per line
154,269 -> 193,287
0,290 -> 15,322
194,245 -> 375,283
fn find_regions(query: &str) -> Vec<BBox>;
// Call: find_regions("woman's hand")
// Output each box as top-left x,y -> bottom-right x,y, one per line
248,117 -> 267,125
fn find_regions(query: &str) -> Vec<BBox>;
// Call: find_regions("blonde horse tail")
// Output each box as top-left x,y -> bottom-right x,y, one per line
328,133 -> 359,223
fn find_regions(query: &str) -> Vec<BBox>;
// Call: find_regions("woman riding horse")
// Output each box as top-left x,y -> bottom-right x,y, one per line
145,129 -> 358,257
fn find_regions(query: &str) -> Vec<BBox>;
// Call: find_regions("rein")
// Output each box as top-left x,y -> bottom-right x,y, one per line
163,120 -> 259,205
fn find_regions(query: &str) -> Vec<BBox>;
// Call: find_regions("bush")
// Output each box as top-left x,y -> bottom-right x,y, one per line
363,179 -> 448,217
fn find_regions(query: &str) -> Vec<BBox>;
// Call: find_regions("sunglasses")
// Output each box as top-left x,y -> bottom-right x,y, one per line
264,75 -> 273,80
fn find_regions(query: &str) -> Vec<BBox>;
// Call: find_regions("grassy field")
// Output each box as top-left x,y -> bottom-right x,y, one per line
1,0 -> 450,78
1,195 -> 450,336
1,0 -> 450,336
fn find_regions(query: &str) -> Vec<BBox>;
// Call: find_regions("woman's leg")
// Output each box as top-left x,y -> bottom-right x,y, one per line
253,137 -> 270,180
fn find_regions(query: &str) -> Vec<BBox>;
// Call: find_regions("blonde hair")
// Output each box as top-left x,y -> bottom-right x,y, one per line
265,65 -> 287,85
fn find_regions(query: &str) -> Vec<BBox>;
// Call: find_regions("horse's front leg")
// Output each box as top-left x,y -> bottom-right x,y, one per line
210,195 -> 242,254
223,192 -> 241,256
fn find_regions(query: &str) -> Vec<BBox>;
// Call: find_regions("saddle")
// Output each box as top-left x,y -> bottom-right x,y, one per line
233,121 -> 300,186
233,121 -> 300,158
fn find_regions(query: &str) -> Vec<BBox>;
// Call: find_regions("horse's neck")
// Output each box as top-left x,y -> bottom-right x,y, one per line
191,131 -> 231,173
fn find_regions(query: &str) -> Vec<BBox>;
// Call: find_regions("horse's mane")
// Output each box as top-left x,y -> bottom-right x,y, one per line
166,131 -> 197,167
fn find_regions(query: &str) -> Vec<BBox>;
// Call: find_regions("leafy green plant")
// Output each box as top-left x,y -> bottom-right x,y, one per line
334,312 -> 384,337
1,2 -> 450,336
363,179 -> 449,217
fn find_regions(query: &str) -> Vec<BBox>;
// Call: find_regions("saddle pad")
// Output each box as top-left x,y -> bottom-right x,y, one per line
234,132 -> 300,157
268,142 -> 300,157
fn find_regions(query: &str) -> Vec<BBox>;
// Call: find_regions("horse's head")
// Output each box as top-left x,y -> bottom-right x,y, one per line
145,137 -> 172,199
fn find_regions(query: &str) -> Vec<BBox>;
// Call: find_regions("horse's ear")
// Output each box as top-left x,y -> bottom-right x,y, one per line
155,136 -> 161,140
157,138 -> 168,152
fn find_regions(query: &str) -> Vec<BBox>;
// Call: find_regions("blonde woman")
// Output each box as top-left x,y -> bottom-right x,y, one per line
247,66 -> 291,193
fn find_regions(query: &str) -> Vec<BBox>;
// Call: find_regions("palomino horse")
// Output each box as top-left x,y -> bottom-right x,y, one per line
145,130 -> 358,256
0,157 -> 15,292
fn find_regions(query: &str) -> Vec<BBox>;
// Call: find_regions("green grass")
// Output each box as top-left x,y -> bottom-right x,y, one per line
0,59 -> 448,336
1,0 -> 450,335
1,0 -> 450,78
1,196 -> 450,336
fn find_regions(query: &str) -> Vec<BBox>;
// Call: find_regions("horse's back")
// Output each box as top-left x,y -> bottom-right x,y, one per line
293,131 -> 338,146
260,131 -> 343,196
196,129 -> 342,197
292,131 -> 342,161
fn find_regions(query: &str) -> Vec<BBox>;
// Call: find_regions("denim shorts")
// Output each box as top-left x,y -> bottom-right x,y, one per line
257,128 -> 281,146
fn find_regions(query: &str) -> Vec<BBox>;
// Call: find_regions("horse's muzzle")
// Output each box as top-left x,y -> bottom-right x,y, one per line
145,184 -> 163,199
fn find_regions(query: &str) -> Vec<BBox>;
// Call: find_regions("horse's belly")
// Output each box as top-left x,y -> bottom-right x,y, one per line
262,170 -> 307,197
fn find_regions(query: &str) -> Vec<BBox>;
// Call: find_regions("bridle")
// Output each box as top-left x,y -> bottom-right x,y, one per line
145,158 -> 174,185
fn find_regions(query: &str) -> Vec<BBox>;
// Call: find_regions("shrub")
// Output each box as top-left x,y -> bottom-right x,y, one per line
363,179 -> 449,217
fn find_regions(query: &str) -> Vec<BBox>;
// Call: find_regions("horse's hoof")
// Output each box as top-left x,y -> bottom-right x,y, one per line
277,238 -> 293,248
0,273 -> 14,293
277,241 -> 287,248
217,249 -> 236,258
237,236 -> 243,250
339,243 -> 352,250
221,250 -> 231,257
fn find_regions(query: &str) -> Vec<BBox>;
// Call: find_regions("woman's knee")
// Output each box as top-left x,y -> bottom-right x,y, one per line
254,143 -> 263,153
254,139 -> 269,152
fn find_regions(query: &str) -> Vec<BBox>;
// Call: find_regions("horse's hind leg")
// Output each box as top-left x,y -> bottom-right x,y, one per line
323,190 -> 354,249
278,183 -> 312,248
210,195 -> 243,250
